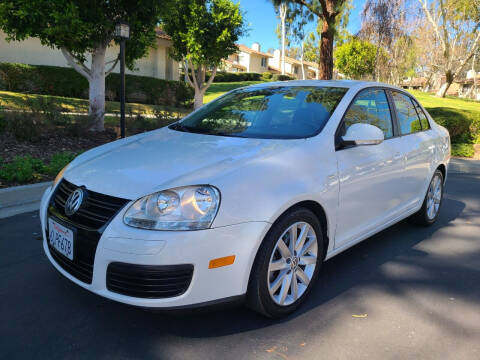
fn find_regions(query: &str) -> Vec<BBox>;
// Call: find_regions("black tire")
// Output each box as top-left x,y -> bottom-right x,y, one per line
247,207 -> 324,318
409,169 -> 444,226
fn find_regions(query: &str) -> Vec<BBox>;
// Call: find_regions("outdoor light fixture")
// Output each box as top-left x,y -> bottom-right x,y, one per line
115,21 -> 130,40
114,21 -> 130,138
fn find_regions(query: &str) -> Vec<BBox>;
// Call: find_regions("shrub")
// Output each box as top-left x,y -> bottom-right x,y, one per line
0,63 -> 194,107
451,143 -> 475,158
0,156 -> 45,183
3,111 -> 42,143
44,152 -> 76,176
272,74 -> 295,81
0,111 -> 6,133
261,72 -> 273,80
429,107 -> 480,143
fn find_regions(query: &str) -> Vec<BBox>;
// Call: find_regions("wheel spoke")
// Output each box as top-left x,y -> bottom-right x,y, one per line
269,269 -> 288,294
299,255 -> 316,266
269,258 -> 288,272
291,272 -> 298,300
299,238 -> 316,257
278,271 -> 292,304
276,238 -> 291,258
289,225 -> 297,255
295,224 -> 309,253
296,268 -> 310,286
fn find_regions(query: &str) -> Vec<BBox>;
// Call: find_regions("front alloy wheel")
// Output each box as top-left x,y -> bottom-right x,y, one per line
247,208 -> 324,318
268,222 -> 318,306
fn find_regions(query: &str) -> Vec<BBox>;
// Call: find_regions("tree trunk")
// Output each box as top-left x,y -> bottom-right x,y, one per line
194,90 -> 204,109
318,17 -> 335,80
436,70 -> 453,98
89,47 -> 106,131
280,3 -> 287,75
300,41 -> 305,80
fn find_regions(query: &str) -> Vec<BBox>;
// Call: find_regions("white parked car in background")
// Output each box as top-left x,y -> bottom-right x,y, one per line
40,81 -> 450,318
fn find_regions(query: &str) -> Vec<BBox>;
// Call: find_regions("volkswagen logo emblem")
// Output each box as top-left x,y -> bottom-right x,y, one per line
64,188 -> 85,216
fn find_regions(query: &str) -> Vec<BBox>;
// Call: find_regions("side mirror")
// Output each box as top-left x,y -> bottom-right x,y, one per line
341,123 -> 384,147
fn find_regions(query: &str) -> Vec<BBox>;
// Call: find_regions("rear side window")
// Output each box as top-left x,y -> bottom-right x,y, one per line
391,92 -> 422,135
340,89 -> 393,139
412,99 -> 430,130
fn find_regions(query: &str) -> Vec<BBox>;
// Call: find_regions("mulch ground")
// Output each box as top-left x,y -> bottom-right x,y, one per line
0,130 -> 118,163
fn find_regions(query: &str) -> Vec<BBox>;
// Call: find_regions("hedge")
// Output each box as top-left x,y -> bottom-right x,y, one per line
181,71 -> 296,83
0,63 -> 193,107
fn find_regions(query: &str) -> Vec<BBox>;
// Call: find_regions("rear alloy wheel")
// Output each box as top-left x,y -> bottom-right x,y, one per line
247,208 -> 323,318
410,169 -> 444,226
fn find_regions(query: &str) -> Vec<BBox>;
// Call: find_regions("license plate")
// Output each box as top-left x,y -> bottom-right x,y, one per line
48,218 -> 74,260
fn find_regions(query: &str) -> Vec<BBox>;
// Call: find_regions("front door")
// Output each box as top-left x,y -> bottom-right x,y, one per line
334,88 -> 405,249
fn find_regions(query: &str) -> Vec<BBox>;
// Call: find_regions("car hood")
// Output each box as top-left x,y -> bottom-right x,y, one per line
63,127 -> 302,200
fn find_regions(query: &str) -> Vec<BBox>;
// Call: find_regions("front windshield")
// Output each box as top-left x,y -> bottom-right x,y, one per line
170,86 -> 348,139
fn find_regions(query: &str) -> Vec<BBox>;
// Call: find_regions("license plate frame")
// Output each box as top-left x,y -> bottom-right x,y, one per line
48,217 -> 76,261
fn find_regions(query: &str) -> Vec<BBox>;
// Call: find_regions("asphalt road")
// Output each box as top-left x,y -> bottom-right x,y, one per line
1,159 -> 479,360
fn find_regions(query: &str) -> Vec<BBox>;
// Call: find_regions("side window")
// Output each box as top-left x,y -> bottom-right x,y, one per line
391,92 -> 422,135
341,89 -> 393,139
412,99 -> 430,130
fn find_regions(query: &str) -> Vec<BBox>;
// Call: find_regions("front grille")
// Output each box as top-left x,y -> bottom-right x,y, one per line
53,179 -> 130,230
106,262 -> 194,298
47,179 -> 130,284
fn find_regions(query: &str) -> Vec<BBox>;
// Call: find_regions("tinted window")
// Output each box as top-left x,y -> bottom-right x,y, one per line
340,89 -> 393,138
412,99 -> 430,130
392,92 -> 422,134
171,86 -> 348,139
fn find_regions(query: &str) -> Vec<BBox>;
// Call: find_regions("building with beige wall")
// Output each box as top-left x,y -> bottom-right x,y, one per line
268,50 -> 319,80
223,43 -> 273,73
0,30 -> 179,81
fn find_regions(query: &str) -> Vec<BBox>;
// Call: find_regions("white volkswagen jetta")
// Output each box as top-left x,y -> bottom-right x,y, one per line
40,80 -> 450,317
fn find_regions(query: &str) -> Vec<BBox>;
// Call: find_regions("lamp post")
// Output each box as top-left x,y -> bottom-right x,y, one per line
114,21 -> 130,138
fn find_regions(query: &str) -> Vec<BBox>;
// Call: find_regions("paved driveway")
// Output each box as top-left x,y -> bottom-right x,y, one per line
1,159 -> 479,360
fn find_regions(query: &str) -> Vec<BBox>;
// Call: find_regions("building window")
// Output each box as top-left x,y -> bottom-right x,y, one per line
294,65 -> 298,74
261,57 -> 267,67
235,55 -> 240,63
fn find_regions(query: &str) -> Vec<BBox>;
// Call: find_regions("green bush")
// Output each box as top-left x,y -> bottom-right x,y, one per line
261,71 -> 273,80
451,143 -> 475,158
0,152 -> 77,184
0,63 -> 193,107
272,74 -> 295,81
181,71 -> 263,83
0,155 -> 45,183
429,107 -> 480,143
44,152 -> 76,176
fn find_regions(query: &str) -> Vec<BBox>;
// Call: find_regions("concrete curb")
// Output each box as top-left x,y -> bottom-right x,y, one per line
0,181 -> 52,219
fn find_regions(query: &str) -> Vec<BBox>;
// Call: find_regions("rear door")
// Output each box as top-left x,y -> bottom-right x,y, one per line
389,91 -> 435,207
334,88 -> 405,249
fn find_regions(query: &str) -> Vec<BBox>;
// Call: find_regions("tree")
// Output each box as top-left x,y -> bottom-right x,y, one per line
361,0 -> 403,82
162,0 -> 245,109
418,0 -> 480,97
281,0 -> 348,79
334,38 -> 377,79
273,1 -> 289,75
0,0 -> 165,131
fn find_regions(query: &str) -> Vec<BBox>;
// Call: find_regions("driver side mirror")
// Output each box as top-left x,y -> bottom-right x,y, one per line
341,123 -> 384,147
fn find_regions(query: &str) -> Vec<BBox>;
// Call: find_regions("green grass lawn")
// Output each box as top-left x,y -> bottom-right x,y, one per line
0,90 -> 188,115
203,81 -> 265,103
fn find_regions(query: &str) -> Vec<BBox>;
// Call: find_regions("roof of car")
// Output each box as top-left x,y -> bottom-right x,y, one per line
246,80 -> 405,92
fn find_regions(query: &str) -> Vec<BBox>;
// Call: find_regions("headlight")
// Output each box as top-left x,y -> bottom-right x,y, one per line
123,185 -> 220,231
53,165 -> 68,187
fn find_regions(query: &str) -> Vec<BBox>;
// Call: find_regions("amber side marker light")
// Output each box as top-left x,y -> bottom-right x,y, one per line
209,255 -> 236,269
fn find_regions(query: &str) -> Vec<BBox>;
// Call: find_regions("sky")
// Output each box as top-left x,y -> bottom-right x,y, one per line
237,0 -> 365,52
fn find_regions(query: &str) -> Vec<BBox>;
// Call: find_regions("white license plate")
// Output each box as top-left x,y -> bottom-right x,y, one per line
48,218 -> 74,260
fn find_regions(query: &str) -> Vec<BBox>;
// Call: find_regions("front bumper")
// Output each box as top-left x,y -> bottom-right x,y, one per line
40,185 -> 270,308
